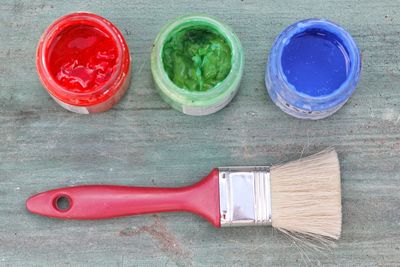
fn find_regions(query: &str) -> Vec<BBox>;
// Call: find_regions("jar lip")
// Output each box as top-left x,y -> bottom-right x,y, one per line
151,14 -> 243,105
270,18 -> 361,105
36,12 -> 126,102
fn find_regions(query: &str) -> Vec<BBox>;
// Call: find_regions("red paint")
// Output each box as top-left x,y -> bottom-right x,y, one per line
36,12 -> 131,113
26,169 -> 221,227
48,25 -> 118,93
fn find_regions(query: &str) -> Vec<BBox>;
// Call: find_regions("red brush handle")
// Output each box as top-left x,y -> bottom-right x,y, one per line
26,169 -> 221,227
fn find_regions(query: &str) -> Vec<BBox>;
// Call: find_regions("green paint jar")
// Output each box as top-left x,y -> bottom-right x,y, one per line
151,15 -> 244,115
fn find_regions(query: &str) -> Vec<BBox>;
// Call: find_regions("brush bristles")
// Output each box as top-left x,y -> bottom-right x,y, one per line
270,148 -> 342,240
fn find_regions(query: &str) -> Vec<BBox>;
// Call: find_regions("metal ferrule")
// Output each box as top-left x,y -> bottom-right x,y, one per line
218,166 -> 272,227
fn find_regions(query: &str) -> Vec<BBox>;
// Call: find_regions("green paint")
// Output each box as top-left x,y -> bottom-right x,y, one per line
162,28 -> 232,92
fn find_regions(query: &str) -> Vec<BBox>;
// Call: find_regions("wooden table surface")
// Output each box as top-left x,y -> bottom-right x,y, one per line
1,0 -> 400,266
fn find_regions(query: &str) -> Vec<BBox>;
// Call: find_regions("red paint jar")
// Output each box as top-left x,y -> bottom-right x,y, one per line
36,12 -> 131,113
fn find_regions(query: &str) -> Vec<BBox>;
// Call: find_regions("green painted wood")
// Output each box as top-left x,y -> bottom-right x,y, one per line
1,0 -> 400,266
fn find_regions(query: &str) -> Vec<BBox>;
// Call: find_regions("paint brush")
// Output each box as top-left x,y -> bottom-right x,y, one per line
26,148 -> 341,239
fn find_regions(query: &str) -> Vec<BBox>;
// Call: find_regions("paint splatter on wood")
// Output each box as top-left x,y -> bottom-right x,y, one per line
120,216 -> 192,266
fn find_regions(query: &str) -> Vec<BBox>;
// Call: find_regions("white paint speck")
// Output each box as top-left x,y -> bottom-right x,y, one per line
382,108 -> 400,124
382,108 -> 395,121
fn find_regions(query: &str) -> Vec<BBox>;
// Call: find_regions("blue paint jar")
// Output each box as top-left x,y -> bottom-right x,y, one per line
266,19 -> 361,119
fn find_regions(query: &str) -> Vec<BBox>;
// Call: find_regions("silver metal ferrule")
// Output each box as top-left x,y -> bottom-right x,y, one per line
218,166 -> 272,227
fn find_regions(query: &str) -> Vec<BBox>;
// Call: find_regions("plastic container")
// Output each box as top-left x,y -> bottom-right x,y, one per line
36,12 -> 131,114
266,19 -> 361,120
151,15 -> 244,116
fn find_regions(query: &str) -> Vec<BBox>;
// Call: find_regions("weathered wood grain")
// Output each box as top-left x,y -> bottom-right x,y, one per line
1,0 -> 399,266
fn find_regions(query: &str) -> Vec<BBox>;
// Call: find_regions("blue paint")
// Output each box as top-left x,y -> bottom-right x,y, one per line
281,30 -> 350,97
266,19 -> 361,120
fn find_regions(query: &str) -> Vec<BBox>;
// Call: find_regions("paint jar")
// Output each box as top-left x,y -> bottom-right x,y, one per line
151,15 -> 244,116
266,19 -> 361,120
36,12 -> 131,114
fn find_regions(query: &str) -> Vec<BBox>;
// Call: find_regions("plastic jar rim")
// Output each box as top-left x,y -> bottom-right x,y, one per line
36,12 -> 128,105
151,15 -> 243,106
268,18 -> 361,106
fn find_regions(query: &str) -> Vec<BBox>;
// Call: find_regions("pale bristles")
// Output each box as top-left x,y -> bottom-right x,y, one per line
270,148 -> 342,240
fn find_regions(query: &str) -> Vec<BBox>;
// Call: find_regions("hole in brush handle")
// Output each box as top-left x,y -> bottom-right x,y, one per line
53,195 -> 72,212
